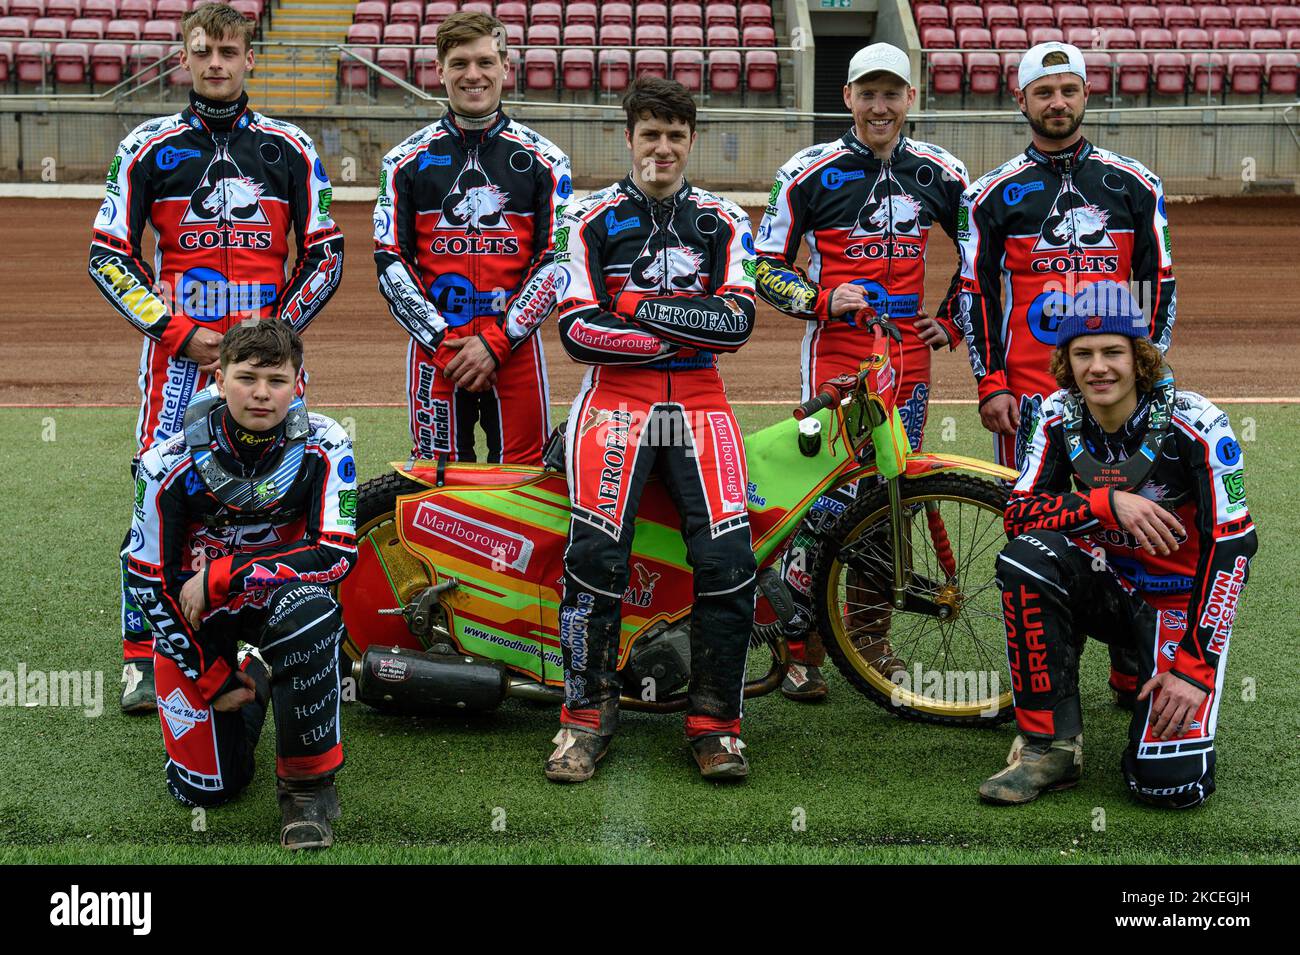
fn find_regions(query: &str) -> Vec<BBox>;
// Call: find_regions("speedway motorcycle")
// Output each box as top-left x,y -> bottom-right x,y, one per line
340,320 -> 1018,726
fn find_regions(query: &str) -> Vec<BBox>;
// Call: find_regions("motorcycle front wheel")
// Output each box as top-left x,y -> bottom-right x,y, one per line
811,474 -> 1015,727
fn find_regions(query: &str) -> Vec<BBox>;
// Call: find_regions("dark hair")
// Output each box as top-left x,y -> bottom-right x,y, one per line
220,319 -> 303,371
1050,337 -> 1164,394
436,10 -> 507,63
1041,51 -> 1071,67
181,3 -> 255,54
623,77 -> 697,134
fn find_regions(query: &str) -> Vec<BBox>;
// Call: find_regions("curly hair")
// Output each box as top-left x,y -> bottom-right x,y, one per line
1049,337 -> 1165,394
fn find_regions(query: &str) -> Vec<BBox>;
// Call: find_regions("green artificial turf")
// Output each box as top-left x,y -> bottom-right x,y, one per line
0,403 -> 1293,864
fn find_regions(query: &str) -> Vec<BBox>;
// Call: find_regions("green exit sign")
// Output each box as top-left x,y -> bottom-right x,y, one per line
820,0 -> 853,7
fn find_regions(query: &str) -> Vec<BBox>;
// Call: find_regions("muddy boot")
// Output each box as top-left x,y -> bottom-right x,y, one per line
119,659 -> 156,714
979,734 -> 1083,805
781,661 -> 829,701
544,728 -> 611,783
690,734 -> 749,781
278,774 -> 336,850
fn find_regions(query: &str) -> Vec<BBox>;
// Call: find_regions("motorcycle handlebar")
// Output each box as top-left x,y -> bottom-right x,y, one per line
793,388 -> 840,421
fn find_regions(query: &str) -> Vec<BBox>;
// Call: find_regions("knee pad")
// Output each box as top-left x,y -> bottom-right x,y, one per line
1122,746 -> 1216,809
997,531 -> 1070,586
262,584 -> 341,672
687,523 -> 757,598
563,521 -> 631,597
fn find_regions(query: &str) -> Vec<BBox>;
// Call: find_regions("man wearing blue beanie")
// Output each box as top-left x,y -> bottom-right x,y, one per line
980,281 -> 1258,808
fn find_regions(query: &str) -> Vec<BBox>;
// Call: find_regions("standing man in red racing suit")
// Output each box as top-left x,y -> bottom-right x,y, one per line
755,43 -> 969,700
949,42 -> 1176,472
125,320 -> 356,848
89,3 -> 344,712
374,11 -> 570,465
544,78 -> 758,783
979,282 -> 1255,808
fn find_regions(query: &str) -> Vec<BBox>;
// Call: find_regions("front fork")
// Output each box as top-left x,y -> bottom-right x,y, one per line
884,476 -> 959,611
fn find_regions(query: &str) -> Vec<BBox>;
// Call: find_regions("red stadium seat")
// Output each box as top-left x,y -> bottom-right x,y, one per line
83,0 -> 115,22
706,24 -> 737,46
1234,6 -> 1269,32
636,48 -> 668,79
1083,51 -> 1113,91
914,3 -> 949,34
501,49 -> 520,92
1141,27 -> 1175,47
1227,51 -> 1264,91
376,47 -> 410,88
671,23 -> 702,47
1091,5 -> 1127,28
412,47 -> 437,89
994,26 -> 1028,48
563,23 -> 595,46
524,47 -> 556,89
388,2 -> 420,28
1104,27 -> 1139,49
601,3 -> 632,29
117,0 -> 149,23
1274,8 -> 1300,32
921,26 -> 955,49
639,4 -> 668,29
987,5 -> 1019,32
673,4 -> 703,30
31,16 -> 66,36
1029,26 -> 1064,45
1001,51 -> 1020,91
635,22 -> 666,46
10,0 -> 44,16
599,47 -> 630,90
1265,51 -> 1298,93
16,39 -> 44,82
423,2 -> 455,27
68,16 -> 100,37
949,4 -> 983,32
127,39 -> 162,81
0,39 -> 11,82
461,1 -> 492,15
52,38 -> 85,81
966,51 -> 1001,92
742,25 -> 774,46
739,3 -> 771,30
568,3 -> 597,28
1116,51 -> 1150,92
1197,6 -> 1233,31
351,2 -> 384,27
90,39 -> 124,82
706,48 -> 738,90
1128,6 -> 1162,30
1213,28 -> 1247,49
337,45 -> 369,89
495,2 -> 526,28
1020,4 -> 1055,32
346,22 -> 379,45
1050,4 -> 1092,31
141,19 -> 177,41
1065,27 -> 1096,48
958,26 -> 992,49
381,22 -> 414,45
1250,28 -> 1284,48
47,0 -> 80,16
229,0 -> 259,24
671,48 -> 702,89
1152,51 -> 1187,91
928,51 -> 963,93
561,47 -> 593,90
704,3 -> 735,30
599,23 -> 630,47
104,17 -> 136,39
416,22 -> 437,46
527,23 -> 558,46
152,0 -> 183,21
1176,26 -> 1209,48
504,21 -> 523,45
1160,6 -> 1197,31
1190,52 -> 1226,92
746,48 -> 777,91
530,2 -> 562,28
1289,29 -> 1300,50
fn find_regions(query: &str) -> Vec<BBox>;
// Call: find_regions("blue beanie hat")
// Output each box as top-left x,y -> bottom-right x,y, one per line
1054,281 -> 1149,349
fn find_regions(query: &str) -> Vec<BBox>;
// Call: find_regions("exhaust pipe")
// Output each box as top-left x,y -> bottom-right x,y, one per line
353,646 -> 508,715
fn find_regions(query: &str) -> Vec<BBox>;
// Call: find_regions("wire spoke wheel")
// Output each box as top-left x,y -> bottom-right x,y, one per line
812,474 -> 1015,726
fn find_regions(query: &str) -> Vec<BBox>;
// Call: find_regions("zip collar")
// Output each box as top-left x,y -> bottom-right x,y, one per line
184,91 -> 251,134
620,175 -> 692,219
1026,137 -> 1093,173
439,108 -> 510,144
841,129 -> 907,164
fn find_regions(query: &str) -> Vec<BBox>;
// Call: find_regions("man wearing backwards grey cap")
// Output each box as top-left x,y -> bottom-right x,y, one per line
755,42 -> 969,700
979,281 -> 1255,808
946,42 -> 1177,474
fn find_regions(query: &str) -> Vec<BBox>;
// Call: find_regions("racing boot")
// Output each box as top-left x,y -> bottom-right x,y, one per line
119,658 -> 156,714
979,734 -> 1083,805
690,734 -> 749,781
544,728 -> 611,783
781,660 -> 829,701
278,773 -> 337,850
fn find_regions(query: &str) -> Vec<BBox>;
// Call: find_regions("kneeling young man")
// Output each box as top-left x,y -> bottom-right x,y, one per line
124,320 -> 357,847
546,78 -> 758,782
982,282 -> 1256,808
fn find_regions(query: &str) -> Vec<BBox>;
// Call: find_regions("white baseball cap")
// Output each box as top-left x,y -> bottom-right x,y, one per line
846,43 -> 911,86
1018,41 -> 1088,91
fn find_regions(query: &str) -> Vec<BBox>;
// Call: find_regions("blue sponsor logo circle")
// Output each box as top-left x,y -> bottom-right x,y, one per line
156,145 -> 201,170
1216,437 -> 1241,466
1002,180 -> 1046,206
338,456 -> 356,482
1157,195 -> 1166,218
428,273 -> 502,324
314,157 -> 328,181
1026,288 -> 1072,345
741,232 -> 755,254
180,267 -> 277,321
820,167 -> 866,190
99,197 -> 117,221
556,174 -> 573,199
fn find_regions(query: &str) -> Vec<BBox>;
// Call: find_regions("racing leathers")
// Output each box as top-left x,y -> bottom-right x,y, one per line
124,390 -> 357,806
951,138 -> 1176,468
997,386 -> 1256,808
373,110 -> 571,464
553,175 -> 758,740
89,91 -> 344,662
754,132 -> 968,667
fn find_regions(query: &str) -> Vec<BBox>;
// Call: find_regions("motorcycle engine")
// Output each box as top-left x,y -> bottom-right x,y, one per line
622,622 -> 691,700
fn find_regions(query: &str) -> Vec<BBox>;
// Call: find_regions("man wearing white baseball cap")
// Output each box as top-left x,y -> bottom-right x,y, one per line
945,40 -> 1179,708
754,41 -> 970,700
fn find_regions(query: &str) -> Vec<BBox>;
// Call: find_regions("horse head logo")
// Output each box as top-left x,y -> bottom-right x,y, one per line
1051,204 -> 1110,245
203,176 -> 264,220
451,183 -> 508,233
638,246 -> 703,290
866,193 -> 922,235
